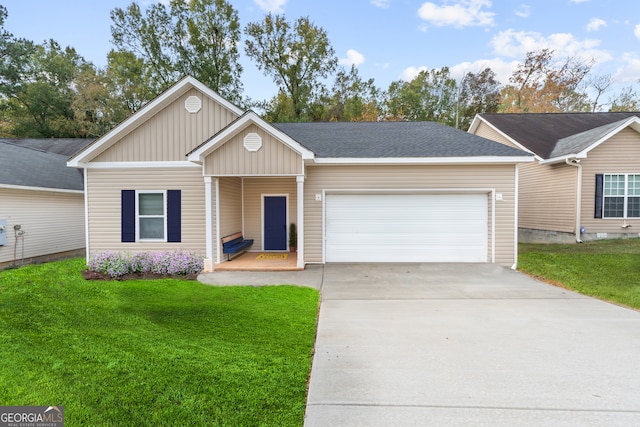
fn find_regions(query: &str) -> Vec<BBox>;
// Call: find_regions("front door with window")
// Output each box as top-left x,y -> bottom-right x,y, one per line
263,196 -> 287,250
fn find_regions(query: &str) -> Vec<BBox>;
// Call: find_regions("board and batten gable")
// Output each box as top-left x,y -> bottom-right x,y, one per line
91,88 -> 239,162
580,127 -> 640,232
204,124 -> 303,176
303,164 -> 517,267
0,188 -> 85,266
86,168 -> 206,255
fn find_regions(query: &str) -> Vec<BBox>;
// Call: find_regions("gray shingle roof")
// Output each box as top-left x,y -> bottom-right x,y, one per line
0,138 -> 95,158
478,112 -> 640,159
0,141 -> 84,191
273,121 -> 529,158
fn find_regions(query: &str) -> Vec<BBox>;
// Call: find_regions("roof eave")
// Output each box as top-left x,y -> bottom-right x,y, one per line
312,156 -> 534,165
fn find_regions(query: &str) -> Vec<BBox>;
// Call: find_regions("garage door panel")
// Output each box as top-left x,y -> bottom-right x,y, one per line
325,194 -> 488,262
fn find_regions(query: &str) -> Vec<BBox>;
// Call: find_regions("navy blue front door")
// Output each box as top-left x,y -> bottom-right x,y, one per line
264,196 -> 287,250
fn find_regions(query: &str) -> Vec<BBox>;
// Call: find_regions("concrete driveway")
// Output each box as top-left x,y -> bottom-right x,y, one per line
304,263 -> 640,426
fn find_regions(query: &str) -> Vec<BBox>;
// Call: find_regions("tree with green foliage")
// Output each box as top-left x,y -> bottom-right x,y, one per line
245,14 -> 337,121
457,67 -> 501,129
383,67 -> 458,125
321,65 -> 381,121
0,36 -> 86,137
110,0 -> 243,103
609,85 -> 640,112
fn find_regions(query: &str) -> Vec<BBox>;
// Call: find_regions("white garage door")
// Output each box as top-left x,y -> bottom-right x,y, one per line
325,193 -> 488,262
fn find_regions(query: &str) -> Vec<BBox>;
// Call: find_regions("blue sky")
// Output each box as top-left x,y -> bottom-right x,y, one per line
4,0 -> 640,105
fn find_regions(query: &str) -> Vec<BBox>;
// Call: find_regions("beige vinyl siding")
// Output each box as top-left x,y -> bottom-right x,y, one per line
581,127 -> 640,232
474,121 -> 523,150
218,177 -> 242,259
86,168 -> 205,255
0,188 -> 84,264
204,124 -> 302,176
518,162 -> 577,232
303,164 -> 516,267
241,177 -> 297,251
92,88 -> 238,162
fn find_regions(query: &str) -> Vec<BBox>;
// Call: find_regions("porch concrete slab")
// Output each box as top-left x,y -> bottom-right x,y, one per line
305,263 -> 640,426
197,264 -> 324,290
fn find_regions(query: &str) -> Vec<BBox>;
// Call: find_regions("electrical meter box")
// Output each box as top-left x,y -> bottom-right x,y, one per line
0,219 -> 6,246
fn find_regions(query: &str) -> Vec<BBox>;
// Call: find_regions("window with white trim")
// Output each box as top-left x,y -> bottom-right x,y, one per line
603,174 -> 640,218
137,190 -> 167,240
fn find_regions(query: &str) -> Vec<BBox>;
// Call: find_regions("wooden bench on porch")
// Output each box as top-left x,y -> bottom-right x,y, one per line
221,232 -> 254,261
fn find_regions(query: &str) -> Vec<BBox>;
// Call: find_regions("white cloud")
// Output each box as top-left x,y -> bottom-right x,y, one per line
614,53 -> 640,83
339,49 -> 366,67
450,58 -> 519,85
400,65 -> 428,81
417,0 -> 495,28
254,0 -> 287,13
489,29 -> 612,65
371,0 -> 391,8
514,4 -> 530,18
570,0 -> 589,3
635,24 -> 640,40
586,18 -> 607,32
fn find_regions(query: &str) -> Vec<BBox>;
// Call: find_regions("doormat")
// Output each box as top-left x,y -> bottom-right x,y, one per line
256,253 -> 289,260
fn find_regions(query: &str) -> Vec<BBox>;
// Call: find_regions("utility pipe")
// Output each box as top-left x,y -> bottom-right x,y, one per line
566,159 -> 583,243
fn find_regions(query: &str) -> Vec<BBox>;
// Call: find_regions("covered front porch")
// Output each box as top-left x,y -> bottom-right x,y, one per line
203,175 -> 305,272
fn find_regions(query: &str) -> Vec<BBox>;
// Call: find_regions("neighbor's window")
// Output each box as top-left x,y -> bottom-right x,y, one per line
603,174 -> 640,218
137,191 -> 166,240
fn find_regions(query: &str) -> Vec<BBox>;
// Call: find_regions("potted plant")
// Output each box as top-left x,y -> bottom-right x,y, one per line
289,223 -> 297,252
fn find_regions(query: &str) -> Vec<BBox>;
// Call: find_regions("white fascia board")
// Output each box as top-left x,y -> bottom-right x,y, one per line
539,153 -> 588,165
68,76 -> 243,168
312,156 -> 535,165
187,111 -> 315,162
77,161 -> 201,169
469,116 -> 543,161
0,183 -> 84,194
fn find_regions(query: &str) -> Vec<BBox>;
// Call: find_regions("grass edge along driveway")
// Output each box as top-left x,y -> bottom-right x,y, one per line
518,238 -> 640,310
0,258 -> 319,427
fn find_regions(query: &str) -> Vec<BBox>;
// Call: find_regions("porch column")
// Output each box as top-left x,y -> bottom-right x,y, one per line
296,175 -> 304,269
204,176 -> 214,272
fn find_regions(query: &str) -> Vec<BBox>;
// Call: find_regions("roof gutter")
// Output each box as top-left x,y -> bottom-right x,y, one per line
565,158 -> 583,243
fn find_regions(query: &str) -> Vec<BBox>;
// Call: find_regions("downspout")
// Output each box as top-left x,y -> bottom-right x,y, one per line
566,159 -> 583,243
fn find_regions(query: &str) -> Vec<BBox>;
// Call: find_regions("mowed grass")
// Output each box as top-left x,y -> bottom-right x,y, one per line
519,238 -> 640,309
0,258 -> 319,426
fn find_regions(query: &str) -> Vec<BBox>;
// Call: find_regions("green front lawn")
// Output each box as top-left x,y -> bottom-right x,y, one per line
0,258 -> 319,426
519,238 -> 640,309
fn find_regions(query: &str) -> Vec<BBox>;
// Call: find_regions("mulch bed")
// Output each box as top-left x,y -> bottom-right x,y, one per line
82,270 -> 198,281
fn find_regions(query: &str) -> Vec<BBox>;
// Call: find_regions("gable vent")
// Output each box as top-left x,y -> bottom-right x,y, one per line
185,96 -> 202,113
244,132 -> 262,152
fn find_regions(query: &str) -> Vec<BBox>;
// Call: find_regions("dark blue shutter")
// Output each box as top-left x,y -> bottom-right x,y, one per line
167,190 -> 181,242
595,174 -> 603,219
121,190 -> 136,242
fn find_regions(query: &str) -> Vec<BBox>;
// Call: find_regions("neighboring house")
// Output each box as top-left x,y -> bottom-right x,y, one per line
469,112 -> 640,243
67,76 -> 533,271
0,139 -> 93,268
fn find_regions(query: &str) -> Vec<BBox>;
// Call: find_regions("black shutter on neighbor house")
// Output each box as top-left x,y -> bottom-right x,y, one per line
167,190 -> 181,242
595,174 -> 604,219
121,190 -> 136,242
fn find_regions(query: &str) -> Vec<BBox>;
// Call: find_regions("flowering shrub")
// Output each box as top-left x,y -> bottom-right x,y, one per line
88,250 -> 203,278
